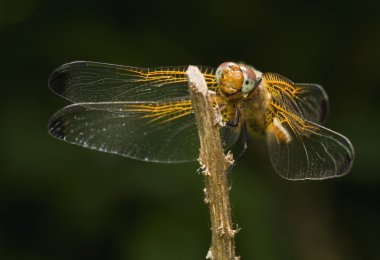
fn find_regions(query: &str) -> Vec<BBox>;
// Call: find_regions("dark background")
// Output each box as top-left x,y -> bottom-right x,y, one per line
1,0 -> 379,259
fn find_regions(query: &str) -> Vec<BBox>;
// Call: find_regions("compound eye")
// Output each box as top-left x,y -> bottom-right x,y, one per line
241,78 -> 255,94
215,67 -> 223,84
241,66 -> 257,94
215,62 -> 235,84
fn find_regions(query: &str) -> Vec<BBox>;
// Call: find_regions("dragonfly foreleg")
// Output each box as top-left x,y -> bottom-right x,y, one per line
227,108 -> 241,127
236,119 -> 248,160
222,108 -> 241,148
227,119 -> 248,174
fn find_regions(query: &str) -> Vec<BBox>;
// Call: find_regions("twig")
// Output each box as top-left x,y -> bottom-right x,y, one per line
186,66 -> 239,260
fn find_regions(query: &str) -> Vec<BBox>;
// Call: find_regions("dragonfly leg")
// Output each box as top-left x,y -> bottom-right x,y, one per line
223,108 -> 241,148
222,127 -> 232,148
227,119 -> 248,174
235,119 -> 248,161
227,108 -> 241,127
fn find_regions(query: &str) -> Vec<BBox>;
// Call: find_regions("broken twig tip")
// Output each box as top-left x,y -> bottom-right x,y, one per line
186,66 -> 208,96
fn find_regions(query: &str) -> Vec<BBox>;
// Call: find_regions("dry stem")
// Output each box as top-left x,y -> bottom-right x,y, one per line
186,66 -> 239,260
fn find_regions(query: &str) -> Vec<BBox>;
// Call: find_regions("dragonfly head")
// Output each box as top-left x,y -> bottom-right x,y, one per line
215,62 -> 259,96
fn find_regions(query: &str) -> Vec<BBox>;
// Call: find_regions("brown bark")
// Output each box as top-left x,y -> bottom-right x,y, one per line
186,66 -> 239,260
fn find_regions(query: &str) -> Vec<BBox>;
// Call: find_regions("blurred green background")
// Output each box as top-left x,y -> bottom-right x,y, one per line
1,0 -> 379,259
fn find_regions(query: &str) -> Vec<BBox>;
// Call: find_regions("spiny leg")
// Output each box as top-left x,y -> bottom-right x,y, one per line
227,118 -> 248,174
222,108 -> 241,148
234,119 -> 248,162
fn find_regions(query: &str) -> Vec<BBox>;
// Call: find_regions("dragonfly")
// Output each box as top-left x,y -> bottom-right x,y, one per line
48,61 -> 354,180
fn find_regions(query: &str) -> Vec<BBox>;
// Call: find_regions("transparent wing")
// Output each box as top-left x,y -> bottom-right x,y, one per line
48,99 -> 200,163
264,73 -> 329,124
266,109 -> 354,180
294,83 -> 329,124
49,61 -> 217,105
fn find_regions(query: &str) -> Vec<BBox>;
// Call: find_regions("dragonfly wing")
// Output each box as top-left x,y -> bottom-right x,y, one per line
48,99 -> 199,163
264,73 -> 329,124
294,83 -> 329,124
266,118 -> 354,180
49,61 -> 217,104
